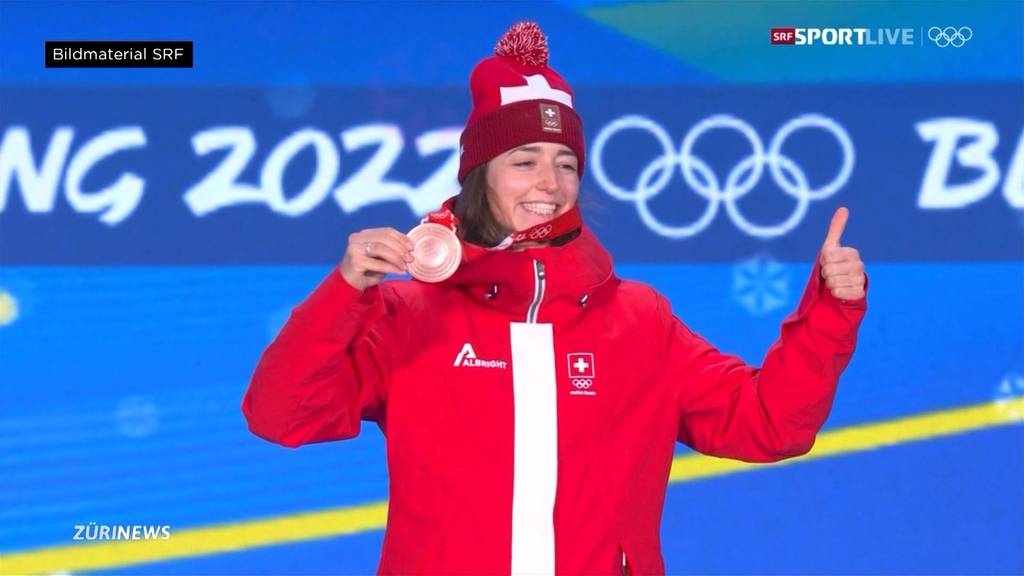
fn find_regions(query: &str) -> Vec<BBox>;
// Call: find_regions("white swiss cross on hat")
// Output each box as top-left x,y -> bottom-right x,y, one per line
500,74 -> 573,108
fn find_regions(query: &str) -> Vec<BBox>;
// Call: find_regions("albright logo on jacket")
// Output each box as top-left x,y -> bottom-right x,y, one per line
453,343 -> 509,369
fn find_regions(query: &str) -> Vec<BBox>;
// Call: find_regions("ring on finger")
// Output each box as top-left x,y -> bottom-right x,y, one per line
365,241 -> 373,256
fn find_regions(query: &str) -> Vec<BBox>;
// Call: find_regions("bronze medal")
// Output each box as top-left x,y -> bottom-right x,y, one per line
407,222 -> 461,283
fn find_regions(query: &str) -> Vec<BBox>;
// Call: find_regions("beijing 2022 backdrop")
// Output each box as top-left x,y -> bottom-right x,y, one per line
1,1 -> 1022,574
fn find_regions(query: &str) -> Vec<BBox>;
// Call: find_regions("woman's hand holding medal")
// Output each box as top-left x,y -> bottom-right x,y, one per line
339,228 -> 415,291
339,214 -> 462,291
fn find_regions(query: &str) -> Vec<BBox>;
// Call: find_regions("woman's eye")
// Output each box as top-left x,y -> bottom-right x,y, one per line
560,164 -> 577,171
515,161 -> 534,167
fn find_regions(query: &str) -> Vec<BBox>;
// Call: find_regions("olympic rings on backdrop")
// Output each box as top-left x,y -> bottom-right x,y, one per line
590,114 -> 855,239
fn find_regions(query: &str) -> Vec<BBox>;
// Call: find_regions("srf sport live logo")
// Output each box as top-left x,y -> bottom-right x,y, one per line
770,27 -> 973,47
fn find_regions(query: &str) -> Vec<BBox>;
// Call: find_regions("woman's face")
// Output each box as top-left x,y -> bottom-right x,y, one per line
485,142 -> 580,236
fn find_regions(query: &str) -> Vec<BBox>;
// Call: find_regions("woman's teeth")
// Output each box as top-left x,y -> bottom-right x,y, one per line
522,203 -> 557,216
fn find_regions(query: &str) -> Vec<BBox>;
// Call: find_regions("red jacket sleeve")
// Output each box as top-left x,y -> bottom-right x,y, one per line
662,259 -> 868,463
242,267 -> 402,448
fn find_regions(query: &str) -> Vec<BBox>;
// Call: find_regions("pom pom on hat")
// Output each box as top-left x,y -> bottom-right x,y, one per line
494,21 -> 549,67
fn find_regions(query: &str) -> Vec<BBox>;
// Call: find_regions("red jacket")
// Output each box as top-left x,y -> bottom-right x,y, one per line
243,225 -> 867,575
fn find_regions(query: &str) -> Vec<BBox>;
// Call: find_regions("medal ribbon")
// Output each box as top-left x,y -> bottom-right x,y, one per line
438,196 -> 582,249
424,203 -> 460,230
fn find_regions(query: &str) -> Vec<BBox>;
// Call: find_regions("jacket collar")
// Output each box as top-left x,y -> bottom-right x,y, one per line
439,224 -> 619,318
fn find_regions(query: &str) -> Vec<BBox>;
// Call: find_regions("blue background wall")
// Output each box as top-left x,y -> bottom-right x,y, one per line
1,1 -> 1022,574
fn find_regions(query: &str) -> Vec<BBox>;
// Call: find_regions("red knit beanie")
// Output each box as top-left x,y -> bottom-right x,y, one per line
458,21 -> 586,183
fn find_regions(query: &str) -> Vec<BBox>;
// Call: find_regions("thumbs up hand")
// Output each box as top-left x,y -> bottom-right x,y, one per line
819,207 -> 866,301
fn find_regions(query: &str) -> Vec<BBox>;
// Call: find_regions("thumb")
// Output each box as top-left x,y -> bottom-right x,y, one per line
823,206 -> 849,249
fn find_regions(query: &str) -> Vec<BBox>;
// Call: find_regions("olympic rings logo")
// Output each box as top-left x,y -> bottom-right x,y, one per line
513,223 -> 553,241
571,379 -> 593,389
590,114 -> 855,239
529,224 -> 553,239
928,26 -> 972,48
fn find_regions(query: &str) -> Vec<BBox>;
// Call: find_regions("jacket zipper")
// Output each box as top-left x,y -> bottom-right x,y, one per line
621,548 -> 629,576
526,259 -> 546,323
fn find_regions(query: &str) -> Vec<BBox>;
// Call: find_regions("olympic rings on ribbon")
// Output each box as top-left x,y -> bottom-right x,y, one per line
928,26 -> 972,48
590,114 -> 855,239
512,223 -> 553,242
529,224 -> 553,240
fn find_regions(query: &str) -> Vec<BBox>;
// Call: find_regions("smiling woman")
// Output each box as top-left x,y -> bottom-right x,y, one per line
455,142 -> 581,248
488,143 -> 580,230
242,19 -> 869,576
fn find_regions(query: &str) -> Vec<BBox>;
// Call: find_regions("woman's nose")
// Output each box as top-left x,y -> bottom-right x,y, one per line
536,162 -> 559,192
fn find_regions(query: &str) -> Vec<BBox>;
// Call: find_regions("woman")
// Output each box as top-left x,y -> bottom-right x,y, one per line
242,21 -> 868,576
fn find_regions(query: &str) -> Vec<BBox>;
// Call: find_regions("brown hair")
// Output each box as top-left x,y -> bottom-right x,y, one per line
454,164 -> 508,248
454,162 -> 586,248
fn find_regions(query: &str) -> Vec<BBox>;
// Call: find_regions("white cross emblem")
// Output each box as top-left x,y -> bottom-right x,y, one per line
544,107 -> 556,117
567,353 -> 595,379
573,357 -> 589,373
500,74 -> 573,108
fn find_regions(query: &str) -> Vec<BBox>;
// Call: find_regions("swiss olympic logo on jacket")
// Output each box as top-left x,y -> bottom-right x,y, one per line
567,353 -> 596,396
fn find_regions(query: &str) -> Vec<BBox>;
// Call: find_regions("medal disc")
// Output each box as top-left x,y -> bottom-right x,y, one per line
407,222 -> 462,282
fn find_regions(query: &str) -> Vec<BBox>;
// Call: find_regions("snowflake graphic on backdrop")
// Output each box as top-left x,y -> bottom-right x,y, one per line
732,252 -> 790,316
994,371 -> 1024,421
